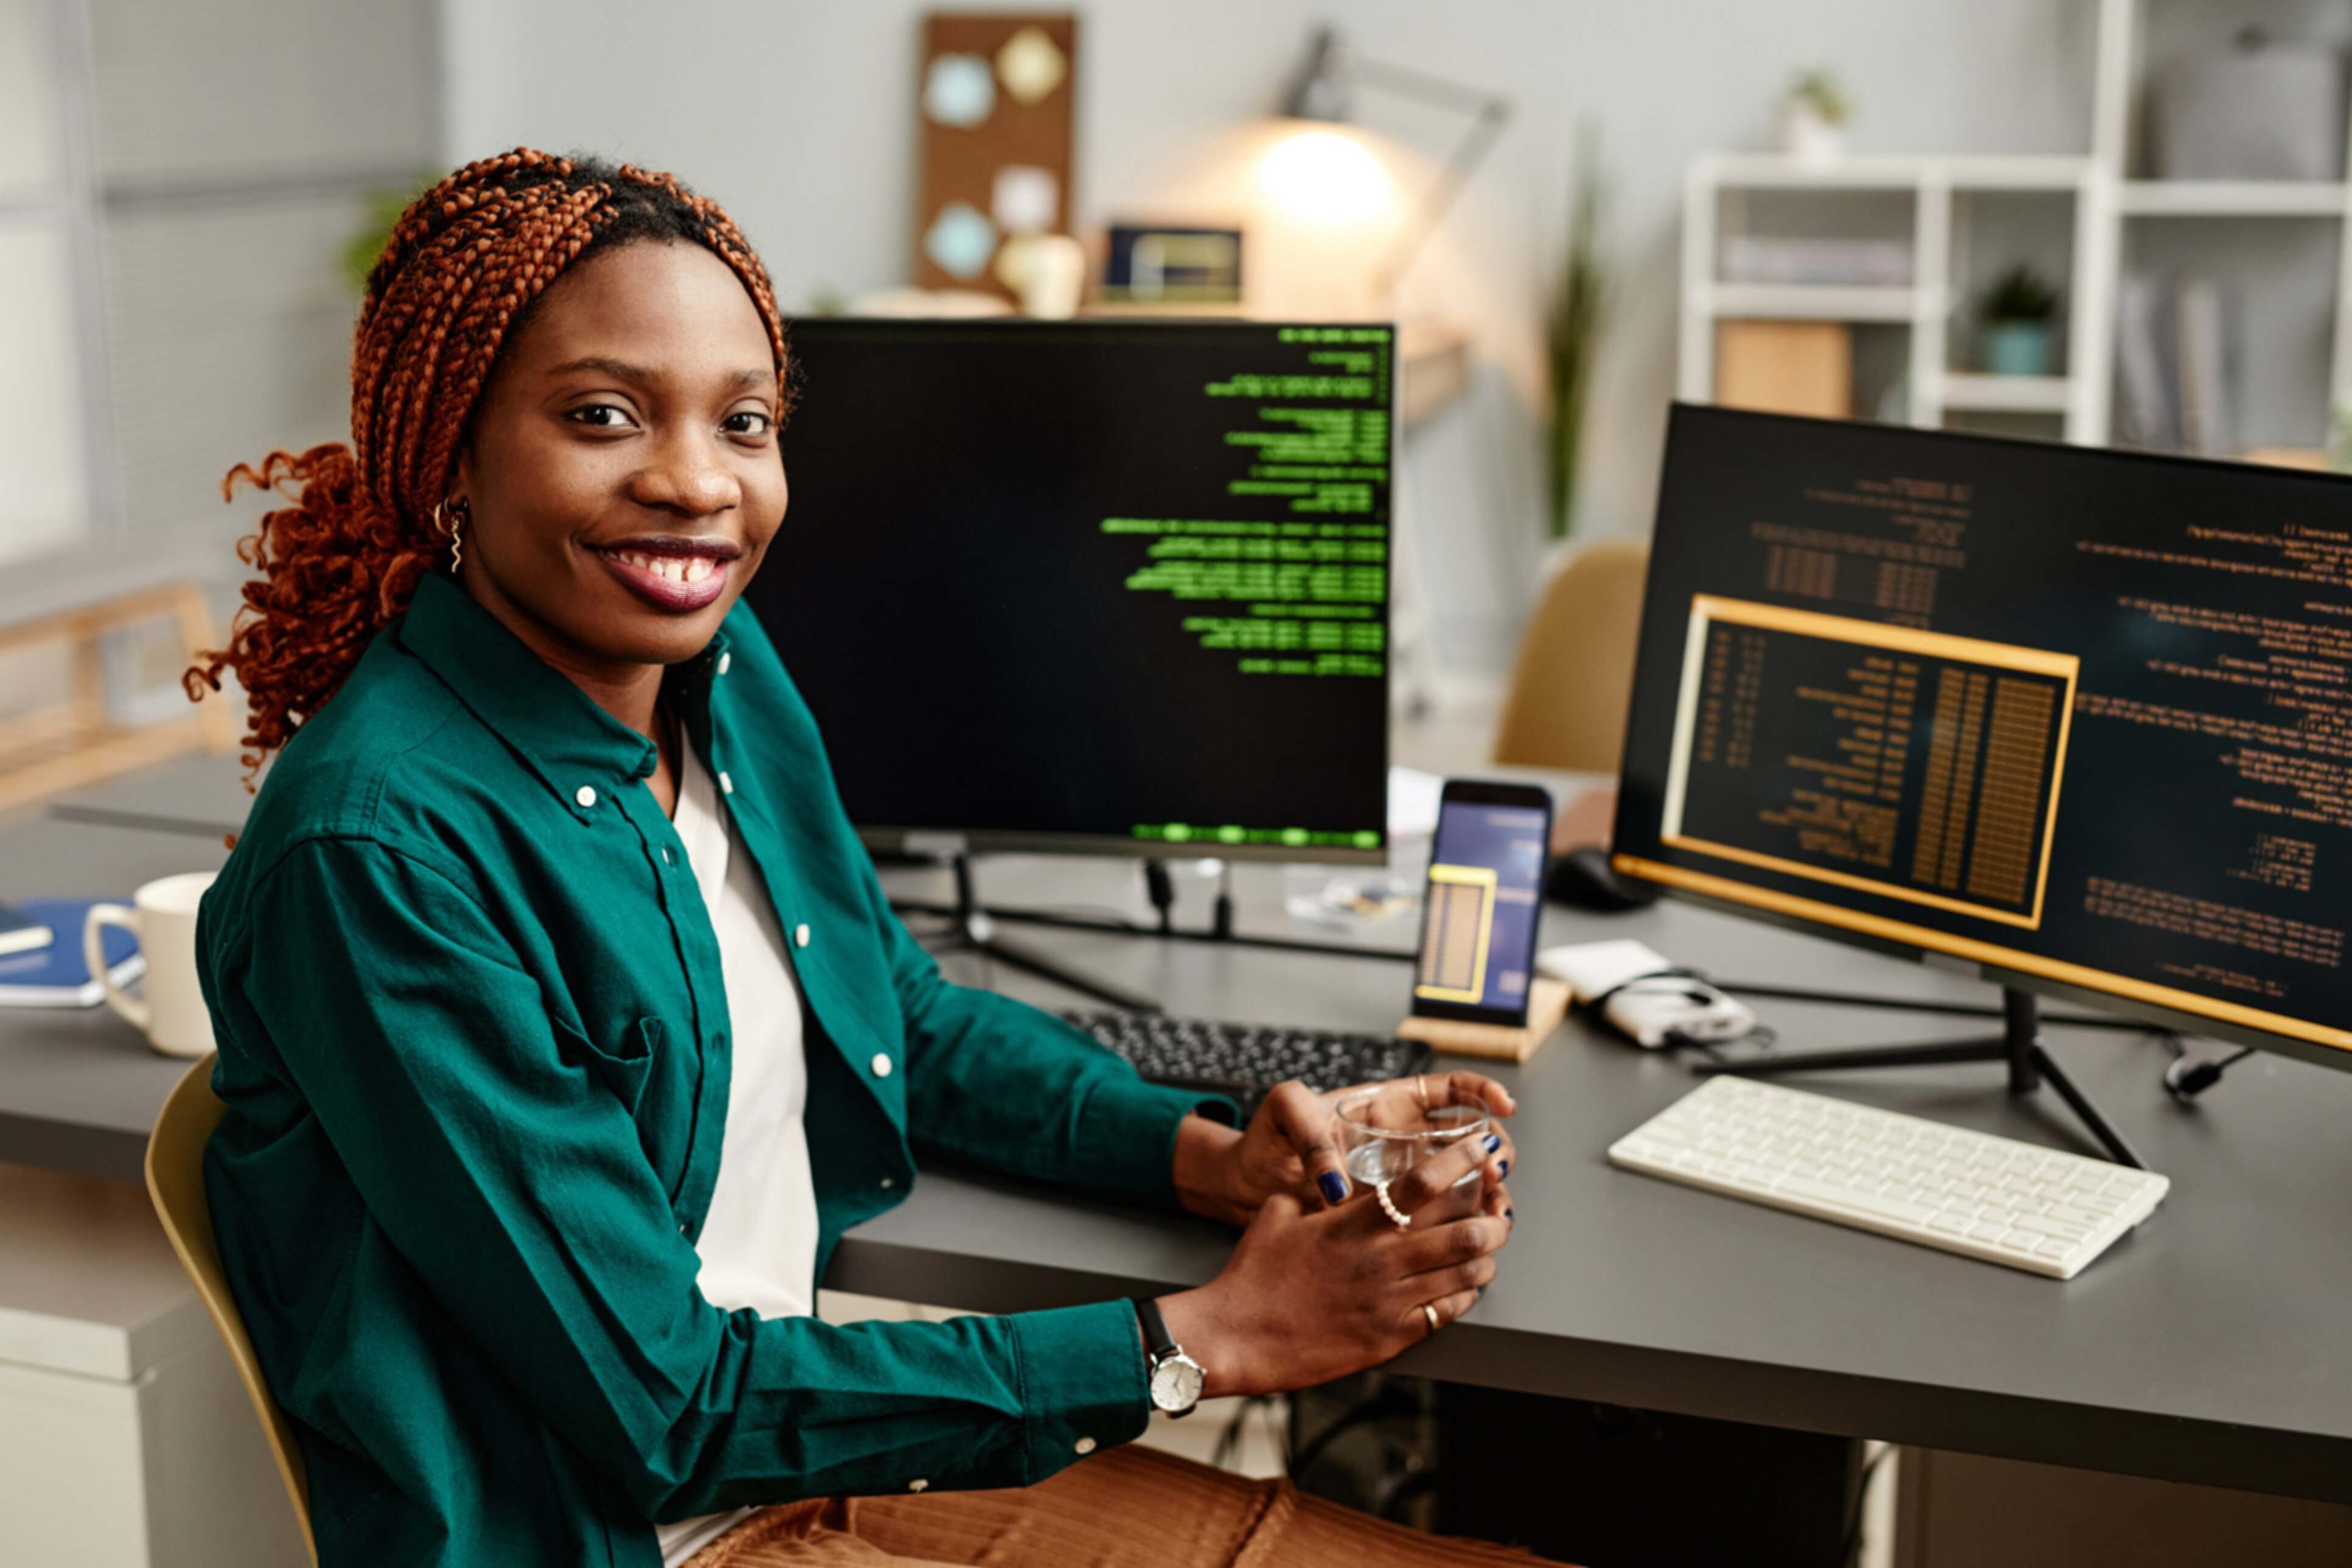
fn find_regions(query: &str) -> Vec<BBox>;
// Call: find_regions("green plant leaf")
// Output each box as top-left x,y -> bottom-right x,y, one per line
1547,121 -> 1614,540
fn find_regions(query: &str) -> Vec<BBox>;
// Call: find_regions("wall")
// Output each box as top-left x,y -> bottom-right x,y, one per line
0,0 -> 439,569
88,0 -> 438,545
0,0 -> 91,567
438,2 -> 2101,677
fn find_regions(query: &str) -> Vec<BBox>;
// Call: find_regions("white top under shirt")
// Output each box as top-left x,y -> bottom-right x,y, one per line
656,747 -> 821,1566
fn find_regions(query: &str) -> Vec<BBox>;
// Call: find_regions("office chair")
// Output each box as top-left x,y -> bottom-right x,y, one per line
1492,538 -> 1649,774
145,1054 -> 318,1565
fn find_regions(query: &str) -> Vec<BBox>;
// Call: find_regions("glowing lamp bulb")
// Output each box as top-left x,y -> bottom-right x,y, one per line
1259,130 -> 1393,224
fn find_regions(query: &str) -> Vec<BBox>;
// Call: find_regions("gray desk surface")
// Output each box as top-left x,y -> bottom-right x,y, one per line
13,760 -> 2352,1504
42,754 -> 261,841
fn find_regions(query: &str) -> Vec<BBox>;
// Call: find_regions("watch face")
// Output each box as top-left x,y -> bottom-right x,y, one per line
1150,1354 -> 1205,1412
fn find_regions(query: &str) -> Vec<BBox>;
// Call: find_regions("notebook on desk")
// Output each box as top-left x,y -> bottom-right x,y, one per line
0,900 -> 144,1007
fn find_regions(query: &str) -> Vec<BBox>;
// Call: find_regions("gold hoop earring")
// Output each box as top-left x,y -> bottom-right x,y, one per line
437,497 -> 469,572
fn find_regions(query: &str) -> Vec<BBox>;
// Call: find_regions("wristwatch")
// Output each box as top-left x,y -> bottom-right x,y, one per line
1133,1298 -> 1206,1418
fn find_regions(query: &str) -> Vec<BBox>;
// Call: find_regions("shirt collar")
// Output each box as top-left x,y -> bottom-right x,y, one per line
397,573 -> 728,808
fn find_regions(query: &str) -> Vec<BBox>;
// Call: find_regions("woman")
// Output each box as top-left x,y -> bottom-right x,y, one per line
187,150 -> 1523,1568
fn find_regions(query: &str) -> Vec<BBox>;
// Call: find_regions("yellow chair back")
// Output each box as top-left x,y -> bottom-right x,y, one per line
1492,539 -> 1651,774
145,1054 -> 317,1564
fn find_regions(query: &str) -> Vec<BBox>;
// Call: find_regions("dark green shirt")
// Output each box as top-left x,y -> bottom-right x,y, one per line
198,573 -> 1213,1567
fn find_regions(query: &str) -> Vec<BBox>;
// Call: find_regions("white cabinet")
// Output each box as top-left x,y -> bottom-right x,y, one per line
0,1161 -> 306,1568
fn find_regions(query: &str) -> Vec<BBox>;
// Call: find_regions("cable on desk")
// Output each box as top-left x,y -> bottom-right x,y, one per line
2163,1043 -> 2254,1102
886,897 -> 1418,964
1712,981 -> 2157,1033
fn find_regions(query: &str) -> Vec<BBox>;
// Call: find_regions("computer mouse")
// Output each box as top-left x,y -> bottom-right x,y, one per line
1546,845 -> 1662,911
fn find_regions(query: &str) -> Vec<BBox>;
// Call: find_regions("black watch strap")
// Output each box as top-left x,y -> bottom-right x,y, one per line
1133,1297 -> 1178,1359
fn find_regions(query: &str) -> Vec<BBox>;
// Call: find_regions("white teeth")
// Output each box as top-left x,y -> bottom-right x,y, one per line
604,547 -> 724,587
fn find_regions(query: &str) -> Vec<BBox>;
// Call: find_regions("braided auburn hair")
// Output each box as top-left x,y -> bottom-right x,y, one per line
185,149 -> 790,771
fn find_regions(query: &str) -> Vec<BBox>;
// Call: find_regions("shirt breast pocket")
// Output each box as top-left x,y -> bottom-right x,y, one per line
552,1014 -> 662,1116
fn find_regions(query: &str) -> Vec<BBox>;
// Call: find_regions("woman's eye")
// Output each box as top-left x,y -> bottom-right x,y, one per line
723,411 -> 773,436
568,404 -> 634,428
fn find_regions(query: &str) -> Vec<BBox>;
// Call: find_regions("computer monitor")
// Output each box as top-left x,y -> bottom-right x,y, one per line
749,318 -> 1395,866
1614,405 -> 2352,1090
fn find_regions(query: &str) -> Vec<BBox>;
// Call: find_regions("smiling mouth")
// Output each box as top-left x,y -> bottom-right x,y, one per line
605,549 -> 721,585
591,538 -> 743,612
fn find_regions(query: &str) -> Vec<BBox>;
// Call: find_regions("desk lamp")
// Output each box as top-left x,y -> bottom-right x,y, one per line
1270,26 -> 1512,300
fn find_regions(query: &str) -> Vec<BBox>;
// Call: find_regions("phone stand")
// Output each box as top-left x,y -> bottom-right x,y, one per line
1396,978 -> 1571,1063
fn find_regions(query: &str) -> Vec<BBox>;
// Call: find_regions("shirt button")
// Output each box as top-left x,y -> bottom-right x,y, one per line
717,651 -> 732,676
794,923 -> 810,948
678,1223 -> 690,1236
1074,1437 -> 1096,1455
880,1177 -> 894,1189
719,771 -> 735,795
908,1479 -> 928,1493
871,1053 -> 893,1078
575,785 -> 598,809
661,847 -> 673,866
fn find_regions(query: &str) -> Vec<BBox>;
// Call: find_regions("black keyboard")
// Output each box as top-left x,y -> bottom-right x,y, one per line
1056,1009 -> 1435,1121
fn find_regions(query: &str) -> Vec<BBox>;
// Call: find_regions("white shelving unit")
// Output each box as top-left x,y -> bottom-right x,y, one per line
1679,0 -> 2352,450
1681,152 -> 2103,441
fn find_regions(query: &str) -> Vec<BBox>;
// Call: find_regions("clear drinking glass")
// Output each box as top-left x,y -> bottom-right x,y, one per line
1334,1083 -> 1494,1225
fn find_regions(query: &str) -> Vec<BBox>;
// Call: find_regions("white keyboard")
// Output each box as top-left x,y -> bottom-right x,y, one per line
1608,1076 -> 2169,1279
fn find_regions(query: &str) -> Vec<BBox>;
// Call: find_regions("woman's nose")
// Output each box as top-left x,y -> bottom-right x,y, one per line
634,433 -> 738,516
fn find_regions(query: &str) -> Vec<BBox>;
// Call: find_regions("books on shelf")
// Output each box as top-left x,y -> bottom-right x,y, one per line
1721,237 -> 1913,287
2177,279 -> 2233,459
2115,273 -> 2236,458
0,898 -> 144,1007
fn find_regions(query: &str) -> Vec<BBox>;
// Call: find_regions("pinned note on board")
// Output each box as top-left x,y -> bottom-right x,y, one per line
915,13 -> 1077,306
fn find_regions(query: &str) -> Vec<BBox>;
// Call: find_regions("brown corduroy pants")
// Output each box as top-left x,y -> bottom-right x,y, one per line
685,1444 -> 1548,1567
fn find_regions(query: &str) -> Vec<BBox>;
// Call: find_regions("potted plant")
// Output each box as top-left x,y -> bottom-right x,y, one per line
1547,124 -> 1612,541
1980,264 -> 2061,376
1779,68 -> 1851,161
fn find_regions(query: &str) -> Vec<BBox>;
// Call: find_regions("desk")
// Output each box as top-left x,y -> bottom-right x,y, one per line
12,758 -> 2352,1511
0,819 -> 229,1183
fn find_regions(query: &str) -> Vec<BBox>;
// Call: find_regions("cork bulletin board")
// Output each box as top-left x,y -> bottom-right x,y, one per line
914,12 -> 1077,301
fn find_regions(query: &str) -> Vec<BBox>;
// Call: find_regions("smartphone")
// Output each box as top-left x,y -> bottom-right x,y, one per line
1410,780 -> 1555,1027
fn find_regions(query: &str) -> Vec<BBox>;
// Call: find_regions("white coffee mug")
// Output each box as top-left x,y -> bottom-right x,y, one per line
84,872 -> 217,1059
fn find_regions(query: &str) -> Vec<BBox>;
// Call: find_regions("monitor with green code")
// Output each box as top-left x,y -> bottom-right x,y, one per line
752,318 -> 1394,864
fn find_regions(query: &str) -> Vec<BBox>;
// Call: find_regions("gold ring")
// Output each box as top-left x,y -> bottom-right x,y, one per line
1414,1075 -> 1429,1110
1375,1180 -> 1412,1231
1419,1301 -> 1441,1335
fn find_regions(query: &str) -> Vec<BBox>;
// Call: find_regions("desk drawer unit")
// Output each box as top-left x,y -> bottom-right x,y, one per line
0,1163 -> 305,1568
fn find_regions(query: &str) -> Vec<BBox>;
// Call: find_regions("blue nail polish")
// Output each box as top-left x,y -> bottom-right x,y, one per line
1477,1284 -> 1487,1297
1505,1206 -> 1516,1225
1318,1171 -> 1348,1203
1497,1158 -> 1511,1180
1482,1133 -> 1502,1153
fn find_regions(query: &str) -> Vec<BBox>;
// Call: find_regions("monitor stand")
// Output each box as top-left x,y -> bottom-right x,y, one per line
928,855 -> 1166,1014
1693,987 -> 2148,1169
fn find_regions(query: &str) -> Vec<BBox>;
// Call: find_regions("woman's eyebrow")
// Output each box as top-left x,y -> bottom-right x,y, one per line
546,356 -> 774,390
547,354 -> 653,382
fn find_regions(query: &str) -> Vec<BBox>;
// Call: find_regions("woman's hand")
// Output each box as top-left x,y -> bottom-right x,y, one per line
1156,1124 -> 1514,1398
1172,1071 -> 1518,1227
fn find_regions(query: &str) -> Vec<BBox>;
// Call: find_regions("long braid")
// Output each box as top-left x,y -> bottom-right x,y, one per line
185,150 -> 789,774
